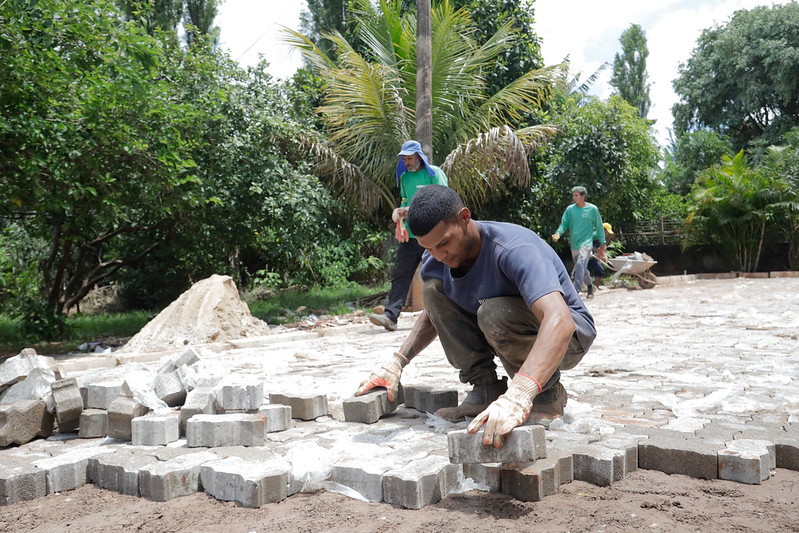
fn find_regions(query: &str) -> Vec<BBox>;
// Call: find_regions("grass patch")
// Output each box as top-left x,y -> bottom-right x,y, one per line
247,282 -> 388,325
0,283 -> 388,356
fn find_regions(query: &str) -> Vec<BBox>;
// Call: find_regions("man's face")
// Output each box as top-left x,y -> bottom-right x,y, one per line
417,215 -> 470,269
402,153 -> 422,172
572,191 -> 586,205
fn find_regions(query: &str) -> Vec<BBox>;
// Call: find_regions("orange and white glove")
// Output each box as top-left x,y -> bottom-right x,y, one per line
395,220 -> 409,243
467,373 -> 541,448
355,351 -> 409,402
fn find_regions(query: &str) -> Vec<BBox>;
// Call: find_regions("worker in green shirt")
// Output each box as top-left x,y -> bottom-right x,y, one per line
369,140 -> 449,331
552,186 -> 607,298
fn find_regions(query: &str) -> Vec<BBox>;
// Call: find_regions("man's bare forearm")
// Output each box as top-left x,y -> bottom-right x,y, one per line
398,310 -> 438,360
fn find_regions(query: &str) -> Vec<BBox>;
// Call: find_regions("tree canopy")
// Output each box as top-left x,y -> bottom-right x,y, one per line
672,3 -> 799,150
284,0 -> 563,212
610,23 -> 651,119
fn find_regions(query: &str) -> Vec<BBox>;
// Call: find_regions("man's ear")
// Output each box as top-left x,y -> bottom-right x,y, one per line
458,207 -> 472,225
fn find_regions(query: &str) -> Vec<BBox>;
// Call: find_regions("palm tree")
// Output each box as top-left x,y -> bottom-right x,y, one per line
282,0 -> 564,213
685,150 -> 786,272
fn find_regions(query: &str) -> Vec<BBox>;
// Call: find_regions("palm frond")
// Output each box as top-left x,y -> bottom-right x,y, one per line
441,125 -> 530,207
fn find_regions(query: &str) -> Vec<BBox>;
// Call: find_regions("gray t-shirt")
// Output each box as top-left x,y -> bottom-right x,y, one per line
420,221 -> 596,351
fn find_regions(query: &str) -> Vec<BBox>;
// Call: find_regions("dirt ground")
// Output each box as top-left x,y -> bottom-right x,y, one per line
1,468 -> 798,532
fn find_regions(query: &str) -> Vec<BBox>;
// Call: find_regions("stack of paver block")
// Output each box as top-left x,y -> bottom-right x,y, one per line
2,347 -> 799,510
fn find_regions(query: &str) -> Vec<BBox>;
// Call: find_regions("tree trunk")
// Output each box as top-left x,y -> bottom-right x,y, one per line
416,0 -> 433,162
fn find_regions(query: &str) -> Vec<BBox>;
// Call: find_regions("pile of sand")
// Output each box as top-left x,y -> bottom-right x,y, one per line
118,274 -> 270,354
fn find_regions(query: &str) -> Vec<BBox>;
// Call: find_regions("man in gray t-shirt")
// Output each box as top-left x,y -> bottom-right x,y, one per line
355,185 -> 597,448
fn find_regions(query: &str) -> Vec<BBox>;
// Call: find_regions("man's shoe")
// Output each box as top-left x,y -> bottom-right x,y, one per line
586,284 -> 596,299
435,377 -> 508,421
368,313 -> 397,331
525,382 -> 567,429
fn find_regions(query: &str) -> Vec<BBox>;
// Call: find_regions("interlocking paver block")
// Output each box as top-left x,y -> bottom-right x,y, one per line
186,413 -> 268,447
0,399 -> 54,446
217,382 -> 264,412
200,456 -> 290,507
448,426 -> 547,464
554,442 -> 625,487
342,389 -> 400,424
179,387 -> 217,434
269,392 -> 328,421
0,462 -> 46,506
158,347 -> 200,375
462,463 -> 502,492
132,412 -> 180,446
382,455 -> 461,509
0,348 -> 57,391
86,381 -> 122,410
718,440 -> 772,484
79,409 -> 108,439
88,452 -> 159,496
639,436 -> 720,479
154,371 -> 189,407
329,459 -> 393,502
257,404 -> 292,432
51,377 -> 84,433
107,395 -> 149,441
401,384 -> 457,414
0,367 -> 57,412
33,446 -> 114,494
500,455 -> 572,502
138,451 -> 217,501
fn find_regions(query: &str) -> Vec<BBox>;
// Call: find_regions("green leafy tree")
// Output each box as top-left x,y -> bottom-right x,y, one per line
184,0 -> 221,45
610,23 -> 651,119
283,0 -> 563,213
672,3 -> 799,150
685,151 -> 786,272
538,95 -> 661,232
660,130 -> 734,196
760,128 -> 799,269
0,0 -> 208,332
452,0 -> 543,98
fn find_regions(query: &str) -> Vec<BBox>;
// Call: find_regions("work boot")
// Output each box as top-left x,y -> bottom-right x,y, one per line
525,382 -> 567,429
586,284 -> 596,299
368,313 -> 397,331
435,377 -> 508,421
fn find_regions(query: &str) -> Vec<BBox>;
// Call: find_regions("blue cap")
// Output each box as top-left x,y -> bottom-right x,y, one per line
396,140 -> 435,186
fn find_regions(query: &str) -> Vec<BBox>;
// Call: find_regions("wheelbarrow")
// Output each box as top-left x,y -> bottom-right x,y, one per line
600,252 -> 658,289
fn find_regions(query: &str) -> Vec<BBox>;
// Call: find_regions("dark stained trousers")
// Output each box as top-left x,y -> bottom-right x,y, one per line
384,238 -> 426,321
422,278 -> 587,401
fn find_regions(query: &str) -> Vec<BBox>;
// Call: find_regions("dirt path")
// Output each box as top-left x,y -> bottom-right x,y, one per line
2,468 -> 798,532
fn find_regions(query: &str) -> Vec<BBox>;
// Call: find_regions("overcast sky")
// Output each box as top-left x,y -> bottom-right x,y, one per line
215,0 -> 793,149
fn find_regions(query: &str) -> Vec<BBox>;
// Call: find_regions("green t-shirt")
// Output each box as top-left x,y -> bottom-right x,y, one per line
555,202 -> 605,250
400,165 -> 448,238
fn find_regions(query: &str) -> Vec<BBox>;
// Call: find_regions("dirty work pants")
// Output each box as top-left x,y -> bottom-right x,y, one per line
571,246 -> 593,294
385,238 -> 426,322
423,278 -> 586,401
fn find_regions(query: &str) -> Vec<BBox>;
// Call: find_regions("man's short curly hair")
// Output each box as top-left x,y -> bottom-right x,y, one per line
407,185 -> 464,237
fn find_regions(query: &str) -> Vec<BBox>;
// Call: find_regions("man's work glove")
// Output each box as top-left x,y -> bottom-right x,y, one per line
467,373 -> 541,448
355,351 -> 409,402
391,207 -> 407,222
395,219 -> 409,243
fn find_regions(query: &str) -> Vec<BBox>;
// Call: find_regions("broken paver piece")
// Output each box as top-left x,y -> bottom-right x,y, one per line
257,403 -> 292,432
131,411 -> 180,446
638,436 -> 720,480
107,395 -> 149,441
79,409 -> 108,439
200,456 -> 290,507
402,384 -> 458,414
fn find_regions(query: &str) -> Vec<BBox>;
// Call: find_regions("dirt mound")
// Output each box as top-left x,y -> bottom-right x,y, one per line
118,274 -> 270,353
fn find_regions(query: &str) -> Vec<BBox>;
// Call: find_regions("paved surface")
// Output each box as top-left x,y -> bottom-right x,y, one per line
2,276 -> 798,506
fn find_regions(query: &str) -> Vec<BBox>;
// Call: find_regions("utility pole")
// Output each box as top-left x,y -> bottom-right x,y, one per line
416,0 -> 433,162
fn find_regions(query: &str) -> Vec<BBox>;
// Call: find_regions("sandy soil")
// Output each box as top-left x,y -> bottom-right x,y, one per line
2,468 -> 798,533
